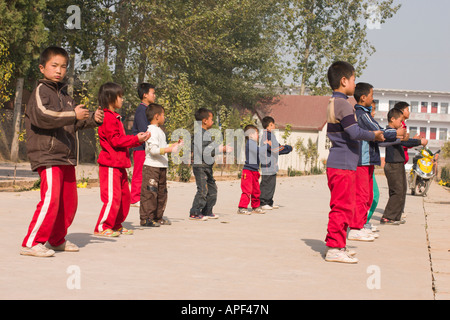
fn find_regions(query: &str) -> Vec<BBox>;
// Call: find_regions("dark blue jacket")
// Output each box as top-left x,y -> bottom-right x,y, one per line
354,104 -> 398,166
131,103 -> 149,151
243,139 -> 260,171
259,129 -> 292,175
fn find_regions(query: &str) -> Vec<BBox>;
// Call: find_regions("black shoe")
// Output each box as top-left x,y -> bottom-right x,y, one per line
380,218 -> 400,225
141,219 -> 161,227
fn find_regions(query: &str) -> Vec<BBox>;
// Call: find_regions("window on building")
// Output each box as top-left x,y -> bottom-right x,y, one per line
410,101 -> 419,113
441,103 -> 448,114
430,128 -> 437,140
421,102 -> 428,113
420,127 -> 427,138
409,127 -> 418,137
389,100 -> 401,109
431,102 -> 438,113
439,128 -> 448,141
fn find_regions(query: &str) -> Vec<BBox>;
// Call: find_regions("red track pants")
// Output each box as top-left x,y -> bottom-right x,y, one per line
22,166 -> 78,248
325,168 -> 356,249
238,169 -> 261,209
352,165 -> 374,229
95,166 -> 131,233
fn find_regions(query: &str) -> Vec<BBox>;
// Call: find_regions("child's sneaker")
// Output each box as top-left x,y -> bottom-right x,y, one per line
114,227 -> 134,235
130,201 -> 140,207
380,218 -> 401,225
325,248 -> 358,264
94,229 -> 121,237
363,227 -> 379,239
20,243 -> 55,257
237,208 -> 250,215
347,229 -> 375,242
205,213 -> 219,219
261,205 -> 272,210
46,240 -> 79,252
189,214 -> 208,221
251,207 -> 266,214
271,204 -> 280,209
141,219 -> 161,227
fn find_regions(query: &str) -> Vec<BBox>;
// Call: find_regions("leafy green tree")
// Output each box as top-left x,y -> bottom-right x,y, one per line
283,0 -> 400,95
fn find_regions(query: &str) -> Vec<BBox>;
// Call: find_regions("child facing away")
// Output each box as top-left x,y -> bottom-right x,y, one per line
352,82 -> 401,241
139,103 -> 183,227
130,83 -> 156,207
94,82 -> 150,237
189,108 -> 232,221
259,116 -> 292,210
324,61 -> 385,264
237,125 -> 266,215
381,107 -> 427,225
21,46 -> 104,257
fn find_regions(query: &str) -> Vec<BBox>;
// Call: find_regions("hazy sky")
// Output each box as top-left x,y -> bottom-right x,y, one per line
360,0 -> 450,92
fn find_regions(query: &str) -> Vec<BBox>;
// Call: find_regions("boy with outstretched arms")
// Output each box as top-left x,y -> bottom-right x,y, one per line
324,61 -> 385,264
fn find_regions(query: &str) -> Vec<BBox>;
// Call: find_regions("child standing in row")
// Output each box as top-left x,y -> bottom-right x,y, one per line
323,61 -> 385,264
259,116 -> 292,210
21,46 -> 104,257
237,125 -> 266,215
140,103 -> 183,227
352,82 -> 400,241
130,83 -> 156,207
94,82 -> 150,237
189,108 -> 232,221
381,107 -> 427,225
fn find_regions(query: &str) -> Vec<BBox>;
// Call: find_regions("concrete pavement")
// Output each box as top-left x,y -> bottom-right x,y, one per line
0,162 -> 449,300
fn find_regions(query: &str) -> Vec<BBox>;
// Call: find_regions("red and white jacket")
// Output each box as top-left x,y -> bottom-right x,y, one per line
97,109 -> 141,168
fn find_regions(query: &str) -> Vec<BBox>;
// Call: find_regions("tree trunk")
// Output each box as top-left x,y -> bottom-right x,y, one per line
10,77 -> 24,162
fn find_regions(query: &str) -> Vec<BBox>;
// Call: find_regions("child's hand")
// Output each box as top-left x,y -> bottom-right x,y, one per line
94,106 -> 104,123
373,130 -> 385,141
400,132 -> 410,141
75,104 -> 89,120
396,127 -> 406,139
421,138 -> 428,146
264,140 -> 272,146
137,131 -> 151,143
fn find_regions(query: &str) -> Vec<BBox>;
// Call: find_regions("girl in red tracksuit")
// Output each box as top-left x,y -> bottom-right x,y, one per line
94,82 -> 150,237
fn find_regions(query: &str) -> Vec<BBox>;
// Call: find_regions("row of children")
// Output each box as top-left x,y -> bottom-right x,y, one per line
20,46 -> 292,257
323,61 -> 428,264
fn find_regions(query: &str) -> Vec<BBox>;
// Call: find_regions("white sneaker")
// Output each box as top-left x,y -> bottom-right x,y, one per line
261,205 -> 273,210
271,204 -> 280,209
363,227 -> 379,239
46,240 -> 79,252
237,208 -> 250,214
325,248 -> 358,264
20,243 -> 55,257
347,229 -> 375,242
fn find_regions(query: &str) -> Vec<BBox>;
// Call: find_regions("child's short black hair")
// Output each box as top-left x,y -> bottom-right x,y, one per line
195,108 -> 213,121
393,101 -> 410,112
261,116 -> 274,129
387,108 -> 403,122
39,46 -> 69,67
354,82 -> 374,103
145,103 -> 165,122
137,83 -> 155,100
327,61 -> 355,90
98,82 -> 124,109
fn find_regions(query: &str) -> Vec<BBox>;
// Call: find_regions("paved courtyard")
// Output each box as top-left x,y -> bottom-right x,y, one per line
0,162 -> 449,301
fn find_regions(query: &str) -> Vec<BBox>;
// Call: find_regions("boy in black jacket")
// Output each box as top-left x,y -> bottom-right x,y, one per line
381,108 -> 427,225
